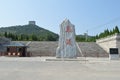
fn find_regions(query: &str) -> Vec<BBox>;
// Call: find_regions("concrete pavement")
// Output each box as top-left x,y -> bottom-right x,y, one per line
0,57 -> 120,80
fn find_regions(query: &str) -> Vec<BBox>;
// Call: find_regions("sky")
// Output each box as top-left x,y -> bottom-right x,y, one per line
0,0 -> 120,36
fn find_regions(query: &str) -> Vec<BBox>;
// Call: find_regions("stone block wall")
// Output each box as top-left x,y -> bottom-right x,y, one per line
96,34 -> 120,54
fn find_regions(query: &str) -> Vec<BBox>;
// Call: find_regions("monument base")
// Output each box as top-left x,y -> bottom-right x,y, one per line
46,57 -> 87,61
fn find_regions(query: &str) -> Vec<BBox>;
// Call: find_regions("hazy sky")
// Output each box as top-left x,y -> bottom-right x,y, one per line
0,0 -> 120,35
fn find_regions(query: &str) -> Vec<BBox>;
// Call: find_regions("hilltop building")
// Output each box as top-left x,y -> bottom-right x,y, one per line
29,21 -> 36,25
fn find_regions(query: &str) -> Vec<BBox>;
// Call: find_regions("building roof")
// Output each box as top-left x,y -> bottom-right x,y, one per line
6,42 -> 26,47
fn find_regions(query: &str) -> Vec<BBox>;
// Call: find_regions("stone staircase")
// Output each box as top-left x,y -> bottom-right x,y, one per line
27,41 -> 58,56
77,42 -> 109,57
18,41 -> 109,57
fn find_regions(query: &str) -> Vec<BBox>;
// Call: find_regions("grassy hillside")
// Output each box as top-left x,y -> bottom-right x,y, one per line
0,24 -> 59,41
0,24 -> 57,36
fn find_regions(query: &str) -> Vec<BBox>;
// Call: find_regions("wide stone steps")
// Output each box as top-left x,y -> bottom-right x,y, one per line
77,42 -> 109,57
19,41 -> 109,57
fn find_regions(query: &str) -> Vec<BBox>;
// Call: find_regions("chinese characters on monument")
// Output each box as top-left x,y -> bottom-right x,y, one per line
56,19 -> 77,58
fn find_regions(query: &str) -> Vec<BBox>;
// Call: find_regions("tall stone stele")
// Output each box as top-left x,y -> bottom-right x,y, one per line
56,19 -> 77,58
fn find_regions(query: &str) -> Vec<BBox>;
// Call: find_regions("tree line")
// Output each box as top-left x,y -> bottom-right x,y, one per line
0,32 -> 58,41
96,26 -> 120,39
76,35 -> 96,42
75,26 -> 120,42
0,26 -> 119,42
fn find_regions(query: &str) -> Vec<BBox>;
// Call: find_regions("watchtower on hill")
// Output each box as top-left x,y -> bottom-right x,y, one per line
29,21 -> 36,25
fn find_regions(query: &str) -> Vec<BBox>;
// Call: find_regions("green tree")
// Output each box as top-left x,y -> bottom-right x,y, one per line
114,26 -> 119,33
104,29 -> 109,37
4,32 -> 8,37
95,34 -> 99,39
31,34 -> 38,41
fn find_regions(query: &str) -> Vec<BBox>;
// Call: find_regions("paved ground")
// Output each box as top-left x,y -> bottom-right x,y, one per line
0,57 -> 120,80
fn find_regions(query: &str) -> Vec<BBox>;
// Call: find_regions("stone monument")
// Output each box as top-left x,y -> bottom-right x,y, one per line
56,19 -> 77,58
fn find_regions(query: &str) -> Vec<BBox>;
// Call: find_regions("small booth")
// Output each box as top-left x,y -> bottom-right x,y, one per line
6,42 -> 28,57
109,48 -> 119,60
